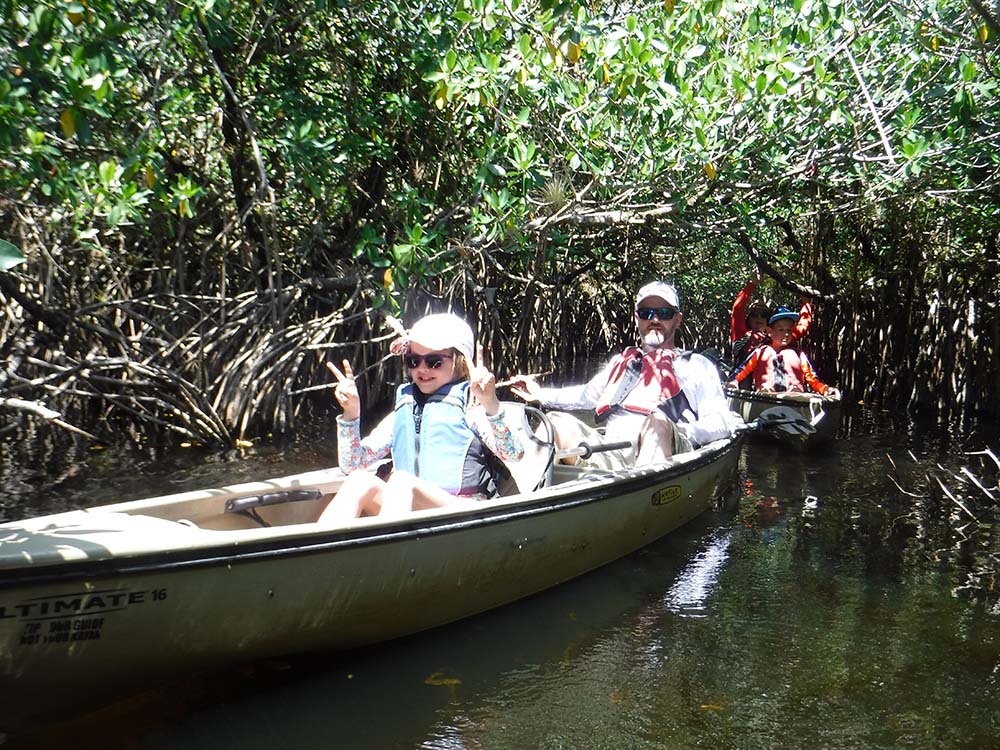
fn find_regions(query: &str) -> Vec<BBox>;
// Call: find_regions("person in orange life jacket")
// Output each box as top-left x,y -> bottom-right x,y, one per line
731,270 -> 812,364
727,307 -> 839,397
508,282 -> 740,469
318,313 -> 524,523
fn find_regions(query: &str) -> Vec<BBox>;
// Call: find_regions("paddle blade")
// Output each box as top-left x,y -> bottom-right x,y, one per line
752,406 -> 817,436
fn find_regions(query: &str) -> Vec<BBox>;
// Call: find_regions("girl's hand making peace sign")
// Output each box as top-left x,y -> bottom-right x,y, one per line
468,345 -> 500,416
468,365 -> 500,416
326,360 -> 360,421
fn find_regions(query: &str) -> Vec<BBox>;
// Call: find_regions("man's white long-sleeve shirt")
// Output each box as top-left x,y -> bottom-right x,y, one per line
536,349 -> 740,448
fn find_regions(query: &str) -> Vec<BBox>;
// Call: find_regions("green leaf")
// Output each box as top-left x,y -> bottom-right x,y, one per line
82,72 -> 107,91
0,240 -> 25,271
960,57 -> 975,82
98,160 -> 118,187
518,34 -> 532,58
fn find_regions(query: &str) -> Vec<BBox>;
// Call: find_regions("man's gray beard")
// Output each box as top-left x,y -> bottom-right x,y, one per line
642,330 -> 665,348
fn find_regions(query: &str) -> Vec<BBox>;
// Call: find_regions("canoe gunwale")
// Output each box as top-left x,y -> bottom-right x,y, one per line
723,387 -> 837,407
0,436 -> 742,590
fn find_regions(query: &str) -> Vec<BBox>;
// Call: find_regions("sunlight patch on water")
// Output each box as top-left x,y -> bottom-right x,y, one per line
662,530 -> 731,617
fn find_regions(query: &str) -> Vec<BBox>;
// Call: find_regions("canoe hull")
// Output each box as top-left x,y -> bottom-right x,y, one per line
726,388 -> 842,446
0,439 -> 740,732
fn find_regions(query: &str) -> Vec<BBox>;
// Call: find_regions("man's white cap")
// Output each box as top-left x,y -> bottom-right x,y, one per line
407,313 -> 475,362
635,281 -> 680,310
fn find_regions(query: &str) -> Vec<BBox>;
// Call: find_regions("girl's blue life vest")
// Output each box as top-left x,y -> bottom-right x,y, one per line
391,381 -> 491,496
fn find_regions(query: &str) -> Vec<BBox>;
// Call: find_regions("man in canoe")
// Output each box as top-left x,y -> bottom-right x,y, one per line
319,313 -> 524,521
727,306 -> 839,398
509,281 -> 740,468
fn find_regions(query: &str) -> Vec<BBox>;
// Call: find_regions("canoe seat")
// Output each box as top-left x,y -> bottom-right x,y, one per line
494,402 -> 555,496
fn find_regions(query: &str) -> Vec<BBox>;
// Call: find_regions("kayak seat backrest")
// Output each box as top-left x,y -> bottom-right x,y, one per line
494,402 -> 555,496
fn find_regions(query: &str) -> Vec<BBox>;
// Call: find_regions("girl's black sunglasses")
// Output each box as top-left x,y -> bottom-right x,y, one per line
636,306 -> 678,321
404,353 -> 453,370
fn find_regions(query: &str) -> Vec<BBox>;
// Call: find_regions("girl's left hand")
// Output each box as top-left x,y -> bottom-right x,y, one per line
469,365 -> 500,416
326,360 -> 360,420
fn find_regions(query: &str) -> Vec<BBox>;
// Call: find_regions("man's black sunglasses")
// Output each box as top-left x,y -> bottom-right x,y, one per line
404,353 -> 453,370
636,306 -> 678,321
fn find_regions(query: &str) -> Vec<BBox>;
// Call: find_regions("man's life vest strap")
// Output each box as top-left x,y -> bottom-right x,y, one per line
595,348 -> 695,424
595,355 -> 642,424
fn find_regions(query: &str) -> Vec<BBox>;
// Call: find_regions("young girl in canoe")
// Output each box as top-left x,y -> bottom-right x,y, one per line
318,313 -> 524,522
727,307 -> 838,397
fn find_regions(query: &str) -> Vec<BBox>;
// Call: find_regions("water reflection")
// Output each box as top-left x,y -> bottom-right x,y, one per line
662,530 -> 731,618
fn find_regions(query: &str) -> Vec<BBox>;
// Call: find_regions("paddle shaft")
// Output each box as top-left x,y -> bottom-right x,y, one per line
555,440 -> 633,460
495,370 -> 554,388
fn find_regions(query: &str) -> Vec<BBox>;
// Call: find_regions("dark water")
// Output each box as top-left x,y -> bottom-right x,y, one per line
5,412 -> 1000,749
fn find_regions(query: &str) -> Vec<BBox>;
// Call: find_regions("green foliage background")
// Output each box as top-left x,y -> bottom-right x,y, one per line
1,0 -> 998,444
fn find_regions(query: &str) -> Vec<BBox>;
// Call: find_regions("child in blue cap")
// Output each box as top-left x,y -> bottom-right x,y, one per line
727,307 -> 837,396
730,271 -> 812,363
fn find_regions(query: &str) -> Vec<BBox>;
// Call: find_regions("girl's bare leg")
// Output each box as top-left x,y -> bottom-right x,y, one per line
317,470 -> 385,523
380,472 -> 477,517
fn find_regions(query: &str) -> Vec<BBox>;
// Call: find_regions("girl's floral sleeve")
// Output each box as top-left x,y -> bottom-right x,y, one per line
336,413 -> 393,471
474,408 -> 525,462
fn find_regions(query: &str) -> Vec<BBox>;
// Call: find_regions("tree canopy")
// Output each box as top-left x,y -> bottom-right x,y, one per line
1,0 -> 998,446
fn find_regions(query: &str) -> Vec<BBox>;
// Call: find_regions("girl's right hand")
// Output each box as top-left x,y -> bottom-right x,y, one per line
327,360 -> 360,420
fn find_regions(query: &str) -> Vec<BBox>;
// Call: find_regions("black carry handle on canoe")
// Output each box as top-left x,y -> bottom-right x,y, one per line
225,489 -> 325,513
225,489 -> 326,527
